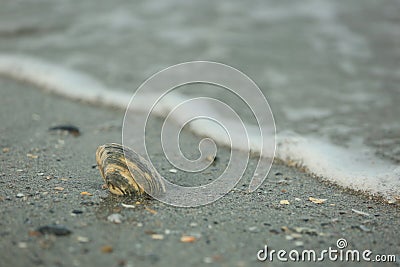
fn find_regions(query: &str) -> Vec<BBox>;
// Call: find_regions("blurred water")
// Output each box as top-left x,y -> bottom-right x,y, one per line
0,0 -> 399,199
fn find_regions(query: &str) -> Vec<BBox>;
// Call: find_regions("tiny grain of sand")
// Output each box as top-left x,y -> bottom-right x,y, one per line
0,79 -> 399,267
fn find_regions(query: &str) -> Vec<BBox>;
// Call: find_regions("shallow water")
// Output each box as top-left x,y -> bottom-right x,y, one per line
0,0 -> 399,200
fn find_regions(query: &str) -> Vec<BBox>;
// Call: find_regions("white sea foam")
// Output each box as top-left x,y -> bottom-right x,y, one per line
0,54 -> 398,201
276,132 -> 400,200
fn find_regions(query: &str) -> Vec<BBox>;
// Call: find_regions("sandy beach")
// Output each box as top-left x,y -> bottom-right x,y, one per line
1,76 -> 399,267
1,0 -> 400,265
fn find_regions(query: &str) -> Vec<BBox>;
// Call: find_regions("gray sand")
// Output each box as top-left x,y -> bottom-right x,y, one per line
1,79 -> 399,267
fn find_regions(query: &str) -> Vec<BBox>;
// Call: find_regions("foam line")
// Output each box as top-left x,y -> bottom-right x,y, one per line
0,54 -> 398,201
276,132 -> 400,201
0,54 -> 132,108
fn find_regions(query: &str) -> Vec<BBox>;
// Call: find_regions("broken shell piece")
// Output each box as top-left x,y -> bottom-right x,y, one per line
168,169 -> 177,173
309,197 -> 327,204
280,200 -> 290,205
96,143 -> 165,197
180,235 -> 197,243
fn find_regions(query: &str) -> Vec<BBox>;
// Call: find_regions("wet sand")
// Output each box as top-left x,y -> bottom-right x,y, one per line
0,78 -> 399,267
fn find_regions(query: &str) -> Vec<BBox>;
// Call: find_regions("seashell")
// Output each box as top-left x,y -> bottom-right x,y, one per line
96,143 -> 165,197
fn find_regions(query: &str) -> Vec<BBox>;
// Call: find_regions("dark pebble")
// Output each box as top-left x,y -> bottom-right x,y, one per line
300,216 -> 310,222
269,229 -> 281,234
275,172 -> 283,176
72,209 -> 83,214
37,225 -> 72,236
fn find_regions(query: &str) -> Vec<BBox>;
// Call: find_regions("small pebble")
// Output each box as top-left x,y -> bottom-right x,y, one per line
277,179 -> 289,185
77,236 -> 90,243
121,203 -> 135,209
71,209 -> 83,215
248,226 -> 259,233
151,234 -> 164,240
293,227 -> 318,235
27,153 -> 38,159
16,193 -> 25,198
359,225 -> 371,232
281,226 -> 290,233
294,241 -> 304,247
285,235 -> 294,240
203,257 -> 213,264
291,233 -> 303,239
189,222 -> 198,227
300,216 -> 310,222
309,197 -> 327,204
169,169 -> 177,173
107,213 -> 123,224
321,222 -> 331,227
101,245 -> 113,253
280,200 -> 290,205
269,229 -> 280,234
37,225 -> 72,236
18,242 -> 28,248
180,236 -> 196,243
